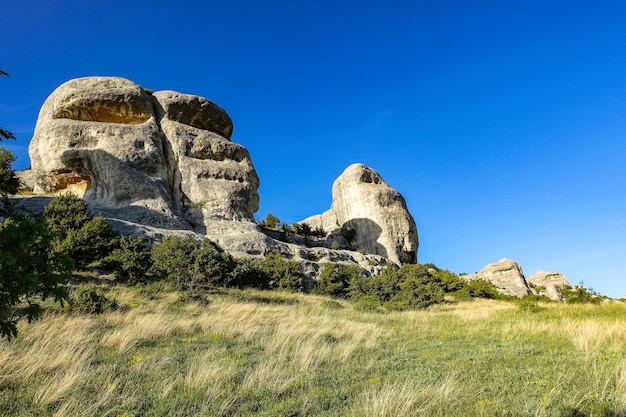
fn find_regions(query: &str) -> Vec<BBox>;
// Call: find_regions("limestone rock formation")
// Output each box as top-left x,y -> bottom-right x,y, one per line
28,77 -> 179,227
527,271 -> 570,301
463,258 -> 531,297
301,163 -> 418,265
24,76 -> 394,283
152,91 -> 259,226
27,76 -> 259,229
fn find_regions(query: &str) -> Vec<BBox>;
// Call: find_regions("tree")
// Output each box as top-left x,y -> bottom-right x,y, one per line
260,212 -> 281,229
44,194 -> 118,269
0,68 -> 19,205
0,69 -> 15,142
0,214 -> 73,339
260,252 -> 303,291
150,236 -> 235,291
295,222 -> 312,246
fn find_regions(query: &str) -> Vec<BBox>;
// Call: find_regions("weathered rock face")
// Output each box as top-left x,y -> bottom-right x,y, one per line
28,76 -> 259,229
28,77 -> 174,219
527,271 -> 570,301
302,163 -> 418,265
152,91 -> 259,226
463,258 -> 531,297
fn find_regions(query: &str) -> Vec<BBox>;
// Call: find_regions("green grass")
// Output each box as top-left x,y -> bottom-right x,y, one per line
1,287 -> 626,416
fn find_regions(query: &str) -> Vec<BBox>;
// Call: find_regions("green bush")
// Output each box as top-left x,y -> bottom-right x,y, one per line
259,253 -> 303,292
314,263 -> 366,298
99,236 -> 152,284
44,193 -> 91,236
564,284 -> 602,304
68,285 -> 117,314
467,279 -> 500,299
150,236 -> 236,291
518,297 -> 544,313
44,194 -> 118,269
353,295 -> 381,312
0,214 -> 73,339
229,258 -> 272,289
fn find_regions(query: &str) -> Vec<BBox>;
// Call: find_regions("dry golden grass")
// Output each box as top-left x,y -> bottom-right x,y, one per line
353,376 -> 463,417
3,288 -> 626,416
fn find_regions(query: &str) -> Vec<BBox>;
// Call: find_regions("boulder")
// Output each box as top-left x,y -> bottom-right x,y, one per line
463,258 -> 531,297
527,271 -> 570,301
301,163 -> 418,265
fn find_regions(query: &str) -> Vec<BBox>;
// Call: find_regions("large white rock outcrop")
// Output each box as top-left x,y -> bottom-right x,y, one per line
28,77 -> 180,227
27,76 -> 259,229
302,163 -> 418,265
24,76 -> 394,284
153,91 -> 259,226
463,258 -> 532,298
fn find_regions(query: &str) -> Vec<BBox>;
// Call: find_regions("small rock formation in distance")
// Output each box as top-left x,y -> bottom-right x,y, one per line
464,259 -> 569,300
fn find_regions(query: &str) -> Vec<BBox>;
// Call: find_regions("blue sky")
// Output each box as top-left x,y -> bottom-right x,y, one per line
2,1 -> 625,297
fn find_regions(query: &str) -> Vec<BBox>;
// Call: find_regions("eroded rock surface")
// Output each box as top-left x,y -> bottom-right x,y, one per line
302,163 -> 418,265
463,258 -> 532,297
24,76 -> 393,282
28,76 -> 259,229
527,271 -> 570,301
153,91 -> 259,227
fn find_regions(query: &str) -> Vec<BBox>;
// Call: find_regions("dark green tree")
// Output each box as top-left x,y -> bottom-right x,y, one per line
0,214 -> 73,339
260,212 -> 281,229
98,236 -> 152,284
0,68 -> 15,142
44,194 -> 118,269
314,263 -> 366,298
0,148 -> 19,195
295,222 -> 312,246
150,236 -> 235,291
260,252 -> 303,291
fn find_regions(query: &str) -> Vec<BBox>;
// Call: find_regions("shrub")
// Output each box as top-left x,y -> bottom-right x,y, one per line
467,279 -> 500,299
564,283 -> 602,304
314,263 -> 366,298
259,253 -> 303,292
518,297 -> 544,313
393,276 -> 444,309
99,236 -> 151,284
150,236 -> 235,291
229,258 -> 272,289
44,194 -> 118,269
0,214 -> 73,339
353,295 -> 381,312
44,193 -> 91,236
68,285 -> 117,314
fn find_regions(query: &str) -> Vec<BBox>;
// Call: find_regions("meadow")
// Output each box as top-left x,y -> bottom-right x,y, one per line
1,286 -> 625,417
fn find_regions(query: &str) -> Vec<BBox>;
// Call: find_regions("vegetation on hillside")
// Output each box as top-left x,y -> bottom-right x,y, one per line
1,287 -> 625,416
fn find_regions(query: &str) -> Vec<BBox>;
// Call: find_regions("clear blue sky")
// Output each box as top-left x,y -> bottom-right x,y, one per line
2,1 -> 625,297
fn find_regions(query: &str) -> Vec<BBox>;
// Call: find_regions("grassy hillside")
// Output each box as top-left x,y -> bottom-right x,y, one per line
1,286 -> 625,416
